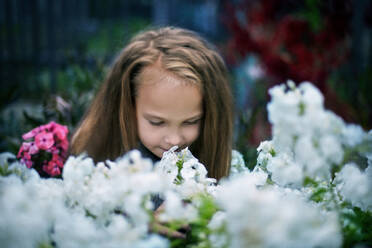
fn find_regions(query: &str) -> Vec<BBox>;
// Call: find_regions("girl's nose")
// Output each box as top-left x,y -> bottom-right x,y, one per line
164,132 -> 182,147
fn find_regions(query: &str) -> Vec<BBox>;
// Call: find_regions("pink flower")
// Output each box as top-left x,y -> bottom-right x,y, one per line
18,121 -> 69,178
22,127 -> 41,140
53,124 -> 68,140
35,132 -> 54,150
24,160 -> 33,168
43,122 -> 55,132
50,146 -> 59,154
23,152 -> 31,161
44,161 -> 61,176
59,139 -> 69,152
21,155 -> 33,168
28,142 -> 39,155
52,154 -> 64,169
17,142 -> 31,157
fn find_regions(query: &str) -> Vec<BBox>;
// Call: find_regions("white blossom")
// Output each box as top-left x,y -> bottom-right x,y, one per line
158,191 -> 197,222
335,163 -> 372,211
216,173 -> 342,248
0,175 -> 62,248
230,149 -> 249,176
267,153 -> 304,187
342,124 -> 366,147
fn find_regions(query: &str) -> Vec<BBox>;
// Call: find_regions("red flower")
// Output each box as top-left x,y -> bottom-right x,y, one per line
35,132 -> 55,150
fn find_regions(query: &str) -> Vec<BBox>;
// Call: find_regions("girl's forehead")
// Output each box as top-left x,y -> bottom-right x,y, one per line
136,67 -> 203,121
138,64 -> 188,86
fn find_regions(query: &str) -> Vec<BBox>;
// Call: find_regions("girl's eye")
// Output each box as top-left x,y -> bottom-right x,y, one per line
149,120 -> 164,126
184,119 -> 201,125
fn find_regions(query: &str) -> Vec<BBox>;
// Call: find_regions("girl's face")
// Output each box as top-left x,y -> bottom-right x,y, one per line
135,65 -> 203,158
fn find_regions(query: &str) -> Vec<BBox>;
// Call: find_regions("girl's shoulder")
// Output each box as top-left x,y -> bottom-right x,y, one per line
230,149 -> 249,176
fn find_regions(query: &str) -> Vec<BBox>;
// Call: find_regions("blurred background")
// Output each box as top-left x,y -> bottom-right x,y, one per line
1,0 -> 371,169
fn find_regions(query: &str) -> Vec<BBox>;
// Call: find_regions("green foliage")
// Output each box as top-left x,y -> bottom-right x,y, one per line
86,18 -> 151,59
298,101 -> 305,116
0,62 -> 103,154
0,17 -> 151,154
309,187 -> 327,203
170,194 -> 218,248
342,207 -> 372,247
0,162 -> 12,177
297,0 -> 323,32
37,242 -> 54,248
233,77 -> 269,171
0,160 -> 24,180
342,138 -> 372,170
175,152 -> 186,184
328,66 -> 372,131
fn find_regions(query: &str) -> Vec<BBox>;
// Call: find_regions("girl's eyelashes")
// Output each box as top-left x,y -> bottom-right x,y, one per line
183,119 -> 201,125
148,118 -> 201,126
149,120 -> 164,126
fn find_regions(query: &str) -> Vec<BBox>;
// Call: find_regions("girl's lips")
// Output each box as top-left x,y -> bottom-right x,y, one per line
160,145 -> 186,153
160,147 -> 170,153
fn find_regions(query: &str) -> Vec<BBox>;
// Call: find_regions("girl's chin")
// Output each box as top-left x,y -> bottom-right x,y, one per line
159,148 -> 168,157
150,148 -> 166,158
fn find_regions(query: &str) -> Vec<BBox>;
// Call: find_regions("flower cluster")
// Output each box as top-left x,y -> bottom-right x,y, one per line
253,81 -> 372,246
0,146 -> 220,247
1,81 -> 371,247
17,121 -> 69,177
257,81 -> 371,192
211,174 -> 342,248
157,146 -> 219,199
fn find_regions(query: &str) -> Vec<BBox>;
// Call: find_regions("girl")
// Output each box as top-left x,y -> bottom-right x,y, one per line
71,26 -> 234,180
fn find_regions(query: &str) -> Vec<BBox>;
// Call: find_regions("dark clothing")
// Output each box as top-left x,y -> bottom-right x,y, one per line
138,143 -> 160,164
137,143 -> 164,210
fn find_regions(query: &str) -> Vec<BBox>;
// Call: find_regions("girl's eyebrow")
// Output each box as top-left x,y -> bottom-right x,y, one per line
143,113 -> 203,121
185,113 -> 203,121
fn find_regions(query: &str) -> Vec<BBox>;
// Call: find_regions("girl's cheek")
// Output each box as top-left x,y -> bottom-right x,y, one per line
184,125 -> 200,142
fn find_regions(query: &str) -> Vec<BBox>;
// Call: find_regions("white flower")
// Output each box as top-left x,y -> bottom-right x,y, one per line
216,173 -> 342,248
267,153 -> 304,187
159,190 -> 197,222
294,135 -> 329,180
63,154 -> 95,183
249,167 -> 268,186
181,158 -> 207,181
335,163 -> 372,211
156,146 -> 180,182
256,141 -> 275,168
299,81 -> 324,110
114,149 -> 153,174
342,124 -> 366,147
230,150 -> 249,176
52,209 -> 105,248
0,176 -> 60,248
134,234 -> 169,248
0,152 -> 16,166
319,135 -> 343,165
208,211 -> 228,248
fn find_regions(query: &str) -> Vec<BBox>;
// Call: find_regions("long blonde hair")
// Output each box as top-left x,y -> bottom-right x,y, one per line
71,27 -> 234,180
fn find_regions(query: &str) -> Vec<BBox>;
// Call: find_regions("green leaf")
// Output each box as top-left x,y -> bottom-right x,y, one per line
309,187 -> 327,203
342,207 -> 372,247
37,241 -> 54,248
0,162 -> 12,177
